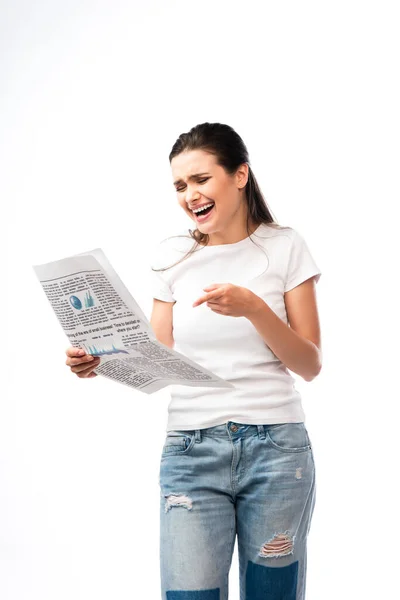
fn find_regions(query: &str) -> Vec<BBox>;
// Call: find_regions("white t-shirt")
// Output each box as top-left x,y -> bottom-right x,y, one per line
150,223 -> 321,432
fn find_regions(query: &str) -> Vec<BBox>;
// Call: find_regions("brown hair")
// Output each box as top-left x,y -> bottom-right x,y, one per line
153,122 -> 286,273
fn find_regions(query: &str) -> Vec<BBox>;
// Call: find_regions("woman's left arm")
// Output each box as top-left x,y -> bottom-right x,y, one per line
246,277 -> 322,382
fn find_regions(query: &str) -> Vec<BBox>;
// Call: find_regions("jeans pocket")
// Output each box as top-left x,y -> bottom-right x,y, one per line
161,431 -> 196,456
266,423 -> 312,453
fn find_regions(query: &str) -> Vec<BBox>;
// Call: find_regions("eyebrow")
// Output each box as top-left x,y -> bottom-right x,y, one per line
173,172 -> 210,187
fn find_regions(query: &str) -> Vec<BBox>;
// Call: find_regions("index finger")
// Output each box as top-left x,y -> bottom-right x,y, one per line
193,294 -> 207,307
193,290 -> 221,307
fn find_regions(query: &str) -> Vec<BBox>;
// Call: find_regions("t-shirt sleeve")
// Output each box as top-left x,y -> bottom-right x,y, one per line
284,229 -> 322,292
150,267 -> 175,302
149,241 -> 176,302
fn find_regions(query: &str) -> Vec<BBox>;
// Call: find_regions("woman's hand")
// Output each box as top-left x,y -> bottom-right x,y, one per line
65,347 -> 100,378
192,283 -> 262,318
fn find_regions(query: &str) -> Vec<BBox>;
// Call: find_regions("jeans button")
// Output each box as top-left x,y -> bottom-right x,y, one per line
230,424 -> 238,432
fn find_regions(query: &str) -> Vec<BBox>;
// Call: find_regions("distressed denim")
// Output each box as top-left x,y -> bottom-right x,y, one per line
159,421 -> 316,600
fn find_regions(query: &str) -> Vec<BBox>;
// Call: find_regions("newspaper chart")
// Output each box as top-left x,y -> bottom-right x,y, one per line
32,248 -> 235,394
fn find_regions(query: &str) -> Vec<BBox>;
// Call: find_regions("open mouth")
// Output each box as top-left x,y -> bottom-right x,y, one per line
192,203 -> 215,221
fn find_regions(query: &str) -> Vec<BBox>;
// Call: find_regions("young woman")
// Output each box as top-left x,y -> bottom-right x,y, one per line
65,122 -> 322,600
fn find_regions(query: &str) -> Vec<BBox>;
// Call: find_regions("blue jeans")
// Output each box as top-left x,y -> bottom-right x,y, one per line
159,421 -> 316,600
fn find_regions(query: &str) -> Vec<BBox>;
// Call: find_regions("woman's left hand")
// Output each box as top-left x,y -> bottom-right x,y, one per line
192,283 -> 262,318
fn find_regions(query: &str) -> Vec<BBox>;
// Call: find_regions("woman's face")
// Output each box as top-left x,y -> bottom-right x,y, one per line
171,149 -> 249,236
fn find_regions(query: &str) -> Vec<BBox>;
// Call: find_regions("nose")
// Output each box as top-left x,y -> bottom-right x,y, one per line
184,184 -> 201,204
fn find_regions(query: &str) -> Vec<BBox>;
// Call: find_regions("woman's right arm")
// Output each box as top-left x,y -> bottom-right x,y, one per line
65,298 -> 174,379
65,348 -> 101,378
150,298 -> 175,349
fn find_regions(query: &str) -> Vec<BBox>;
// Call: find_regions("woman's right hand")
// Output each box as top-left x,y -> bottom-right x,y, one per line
65,347 -> 101,378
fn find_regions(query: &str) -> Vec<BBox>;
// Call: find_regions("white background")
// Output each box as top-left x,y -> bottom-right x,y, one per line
1,1 -> 399,598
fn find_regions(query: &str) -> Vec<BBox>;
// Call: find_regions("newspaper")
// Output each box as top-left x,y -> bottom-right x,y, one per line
32,248 -> 235,394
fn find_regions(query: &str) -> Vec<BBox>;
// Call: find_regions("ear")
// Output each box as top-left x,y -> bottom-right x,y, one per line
236,162 -> 249,188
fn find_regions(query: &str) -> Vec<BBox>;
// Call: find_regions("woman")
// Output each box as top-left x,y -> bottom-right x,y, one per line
65,122 -> 322,599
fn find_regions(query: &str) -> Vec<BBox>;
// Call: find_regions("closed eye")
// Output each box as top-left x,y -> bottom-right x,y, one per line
176,178 -> 209,192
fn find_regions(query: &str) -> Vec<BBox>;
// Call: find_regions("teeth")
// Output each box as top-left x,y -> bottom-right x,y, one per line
193,203 -> 214,214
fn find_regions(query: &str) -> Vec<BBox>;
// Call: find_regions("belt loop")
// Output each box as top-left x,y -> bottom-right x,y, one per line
195,429 -> 201,443
257,425 -> 266,439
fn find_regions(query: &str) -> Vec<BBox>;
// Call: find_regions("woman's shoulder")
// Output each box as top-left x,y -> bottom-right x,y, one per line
150,229 -> 196,269
255,222 -> 296,243
262,223 -> 313,248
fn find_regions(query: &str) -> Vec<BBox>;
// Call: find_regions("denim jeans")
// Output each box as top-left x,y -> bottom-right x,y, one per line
158,421 -> 316,600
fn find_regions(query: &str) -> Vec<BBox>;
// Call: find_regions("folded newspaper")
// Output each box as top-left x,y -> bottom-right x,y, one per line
32,248 -> 235,394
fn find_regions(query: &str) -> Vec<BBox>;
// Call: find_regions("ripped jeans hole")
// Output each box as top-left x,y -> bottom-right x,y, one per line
164,494 -> 193,513
259,532 -> 295,558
